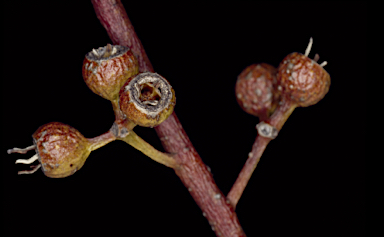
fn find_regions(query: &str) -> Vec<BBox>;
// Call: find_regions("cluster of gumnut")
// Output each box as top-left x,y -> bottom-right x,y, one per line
8,38 -> 330,178
235,38 -> 330,139
8,44 -> 176,178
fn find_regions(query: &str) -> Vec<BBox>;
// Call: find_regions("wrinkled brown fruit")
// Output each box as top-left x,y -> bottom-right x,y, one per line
82,44 -> 139,101
119,72 -> 176,127
235,63 -> 280,121
33,122 -> 91,178
277,52 -> 330,107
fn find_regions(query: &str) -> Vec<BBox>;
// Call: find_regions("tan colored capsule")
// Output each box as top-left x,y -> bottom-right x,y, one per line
119,72 -> 176,127
82,44 -> 139,101
33,122 -> 91,178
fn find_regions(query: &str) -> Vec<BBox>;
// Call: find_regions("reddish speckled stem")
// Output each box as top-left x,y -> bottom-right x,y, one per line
155,112 -> 245,236
91,0 -> 246,236
227,100 -> 296,207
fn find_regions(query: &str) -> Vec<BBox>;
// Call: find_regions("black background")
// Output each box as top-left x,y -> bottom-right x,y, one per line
1,1 -> 365,237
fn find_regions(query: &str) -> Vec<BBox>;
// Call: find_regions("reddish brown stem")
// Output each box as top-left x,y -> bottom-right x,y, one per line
227,135 -> 270,208
155,112 -> 245,236
91,0 -> 246,236
227,100 -> 296,207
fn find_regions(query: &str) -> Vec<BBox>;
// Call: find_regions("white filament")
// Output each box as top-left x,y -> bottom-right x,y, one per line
305,37 -> 313,57
15,154 -> 38,164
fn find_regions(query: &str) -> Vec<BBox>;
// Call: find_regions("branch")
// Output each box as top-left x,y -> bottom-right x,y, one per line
228,37 -> 330,207
228,102 -> 296,207
91,0 -> 246,236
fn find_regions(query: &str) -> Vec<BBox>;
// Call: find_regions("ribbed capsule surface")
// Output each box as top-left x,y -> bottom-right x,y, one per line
277,52 -> 330,107
82,44 -> 139,101
235,63 -> 280,120
33,122 -> 91,178
119,72 -> 176,127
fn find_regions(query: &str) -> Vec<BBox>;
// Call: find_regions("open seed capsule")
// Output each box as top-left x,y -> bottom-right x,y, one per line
119,72 -> 176,127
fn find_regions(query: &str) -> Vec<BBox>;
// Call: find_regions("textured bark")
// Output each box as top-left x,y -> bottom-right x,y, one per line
91,0 -> 246,236
155,112 -> 245,236
228,100 -> 296,207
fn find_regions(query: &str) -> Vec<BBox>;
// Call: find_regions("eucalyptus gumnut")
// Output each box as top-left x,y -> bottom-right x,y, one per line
256,38 -> 331,139
82,44 -> 139,101
32,122 -> 92,178
119,72 -> 176,127
8,122 -> 115,177
235,63 -> 280,121
277,45 -> 330,107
